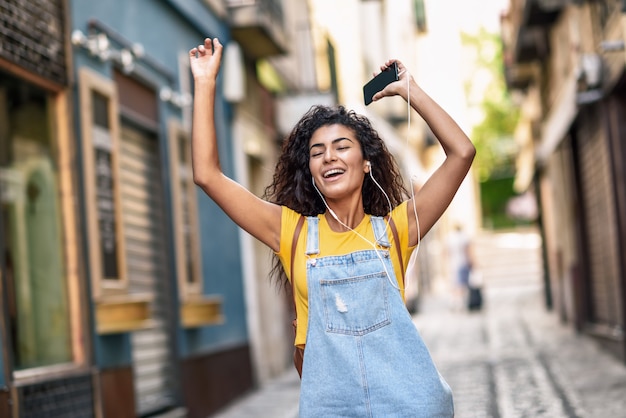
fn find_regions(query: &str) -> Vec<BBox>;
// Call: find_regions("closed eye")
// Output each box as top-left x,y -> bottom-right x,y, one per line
309,137 -> 354,157
334,138 -> 353,150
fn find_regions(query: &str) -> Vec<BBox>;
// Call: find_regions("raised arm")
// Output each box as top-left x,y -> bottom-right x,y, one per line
372,60 -> 476,246
189,38 -> 281,251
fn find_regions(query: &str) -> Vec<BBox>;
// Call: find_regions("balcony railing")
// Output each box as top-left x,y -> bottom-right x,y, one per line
226,0 -> 287,60
501,0 -> 567,89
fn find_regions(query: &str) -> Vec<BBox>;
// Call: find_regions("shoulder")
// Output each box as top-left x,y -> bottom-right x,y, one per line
277,206 -> 305,257
281,205 -> 302,226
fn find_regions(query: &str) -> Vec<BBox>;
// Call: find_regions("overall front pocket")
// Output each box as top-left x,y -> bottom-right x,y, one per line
320,272 -> 390,336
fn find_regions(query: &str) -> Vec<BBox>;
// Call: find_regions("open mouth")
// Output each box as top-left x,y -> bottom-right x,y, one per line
323,168 -> 345,178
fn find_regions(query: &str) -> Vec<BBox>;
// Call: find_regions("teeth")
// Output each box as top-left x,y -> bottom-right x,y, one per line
323,169 -> 344,178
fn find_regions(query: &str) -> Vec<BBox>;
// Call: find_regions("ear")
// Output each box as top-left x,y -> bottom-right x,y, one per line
364,160 -> 371,173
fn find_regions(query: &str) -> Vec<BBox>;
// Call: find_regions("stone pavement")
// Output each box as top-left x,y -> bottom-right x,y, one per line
418,285 -> 626,418
208,366 -> 300,418
208,229 -> 626,417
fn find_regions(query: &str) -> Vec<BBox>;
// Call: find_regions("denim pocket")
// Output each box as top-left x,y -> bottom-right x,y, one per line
320,272 -> 390,336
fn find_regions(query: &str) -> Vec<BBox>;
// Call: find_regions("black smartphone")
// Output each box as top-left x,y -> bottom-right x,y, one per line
363,62 -> 399,106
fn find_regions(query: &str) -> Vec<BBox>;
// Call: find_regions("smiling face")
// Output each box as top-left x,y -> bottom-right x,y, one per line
308,124 -> 370,202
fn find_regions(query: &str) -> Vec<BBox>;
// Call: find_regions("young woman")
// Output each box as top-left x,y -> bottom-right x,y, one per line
189,38 -> 475,417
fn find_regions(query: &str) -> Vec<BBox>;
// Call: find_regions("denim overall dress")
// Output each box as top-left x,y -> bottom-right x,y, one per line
299,216 -> 454,417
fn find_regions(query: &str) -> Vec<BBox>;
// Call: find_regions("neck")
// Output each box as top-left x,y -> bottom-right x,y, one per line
324,200 -> 365,232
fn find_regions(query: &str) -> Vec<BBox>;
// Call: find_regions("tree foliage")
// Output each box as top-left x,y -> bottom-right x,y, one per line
461,28 -> 519,182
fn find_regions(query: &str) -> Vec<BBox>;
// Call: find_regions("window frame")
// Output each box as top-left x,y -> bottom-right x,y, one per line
0,74 -> 90,378
168,119 -> 204,299
78,68 -> 128,299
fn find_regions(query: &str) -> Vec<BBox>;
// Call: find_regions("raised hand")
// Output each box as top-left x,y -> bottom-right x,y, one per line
189,38 -> 223,82
371,59 -> 412,102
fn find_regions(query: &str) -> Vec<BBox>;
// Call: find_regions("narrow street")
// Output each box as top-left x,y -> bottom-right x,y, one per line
210,228 -> 626,418
419,228 -> 626,417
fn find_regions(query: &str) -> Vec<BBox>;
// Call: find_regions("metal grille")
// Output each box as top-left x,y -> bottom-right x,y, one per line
19,374 -> 94,418
578,109 -> 621,326
0,0 -> 67,85
119,124 -> 177,415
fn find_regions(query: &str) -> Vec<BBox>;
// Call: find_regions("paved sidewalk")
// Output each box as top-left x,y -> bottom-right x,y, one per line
209,366 -> 300,418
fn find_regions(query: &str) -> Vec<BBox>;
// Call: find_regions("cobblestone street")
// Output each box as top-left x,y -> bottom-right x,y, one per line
420,229 -> 626,418
210,230 -> 626,417
419,285 -> 626,418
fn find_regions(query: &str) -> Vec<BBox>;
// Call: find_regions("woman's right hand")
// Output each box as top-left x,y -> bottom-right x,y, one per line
189,38 -> 223,82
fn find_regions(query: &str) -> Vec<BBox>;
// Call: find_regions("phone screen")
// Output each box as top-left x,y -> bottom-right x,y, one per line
363,62 -> 399,105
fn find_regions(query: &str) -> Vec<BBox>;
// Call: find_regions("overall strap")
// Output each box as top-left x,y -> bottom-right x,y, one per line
371,216 -> 391,248
305,216 -> 319,255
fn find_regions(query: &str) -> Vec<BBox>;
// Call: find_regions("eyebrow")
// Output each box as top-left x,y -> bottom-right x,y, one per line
309,137 -> 354,151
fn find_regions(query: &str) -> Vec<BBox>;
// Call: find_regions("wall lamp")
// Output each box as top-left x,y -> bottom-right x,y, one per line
159,87 -> 192,108
71,29 -> 144,74
72,26 -> 189,109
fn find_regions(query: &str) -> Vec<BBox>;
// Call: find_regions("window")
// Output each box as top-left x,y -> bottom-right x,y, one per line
79,68 -> 156,335
78,68 -> 128,298
168,121 -> 203,297
0,73 -> 72,370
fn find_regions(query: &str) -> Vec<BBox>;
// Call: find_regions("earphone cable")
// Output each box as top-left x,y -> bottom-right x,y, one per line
406,71 -> 421,255
312,177 -> 402,291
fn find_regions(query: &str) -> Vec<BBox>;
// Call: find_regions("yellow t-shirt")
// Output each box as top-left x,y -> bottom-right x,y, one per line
277,201 -> 416,347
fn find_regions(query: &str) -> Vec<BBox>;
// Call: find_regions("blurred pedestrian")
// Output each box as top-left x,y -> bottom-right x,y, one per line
467,260 -> 483,311
446,223 -> 472,310
189,38 -> 474,417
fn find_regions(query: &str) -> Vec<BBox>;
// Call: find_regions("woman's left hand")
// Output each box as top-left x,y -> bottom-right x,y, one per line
371,59 -> 412,102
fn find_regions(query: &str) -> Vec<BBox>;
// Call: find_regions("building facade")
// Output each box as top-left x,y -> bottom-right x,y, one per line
1,0 -> 83,416
0,0 -> 311,416
228,0 -> 331,385
502,0 -> 626,363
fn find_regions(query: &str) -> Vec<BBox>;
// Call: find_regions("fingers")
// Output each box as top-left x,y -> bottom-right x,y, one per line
373,59 -> 405,77
190,38 -> 222,58
387,59 -> 406,72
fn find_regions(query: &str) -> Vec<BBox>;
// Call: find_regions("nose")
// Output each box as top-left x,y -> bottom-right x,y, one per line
323,147 -> 336,163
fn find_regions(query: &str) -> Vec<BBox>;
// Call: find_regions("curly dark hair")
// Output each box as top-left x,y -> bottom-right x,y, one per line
263,104 -> 408,288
